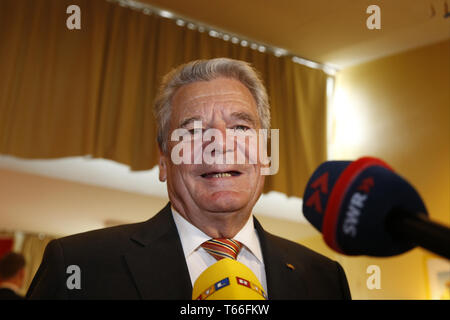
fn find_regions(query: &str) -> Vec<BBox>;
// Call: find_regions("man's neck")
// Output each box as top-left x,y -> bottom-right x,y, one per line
0,281 -> 21,294
191,212 -> 251,238
171,202 -> 251,238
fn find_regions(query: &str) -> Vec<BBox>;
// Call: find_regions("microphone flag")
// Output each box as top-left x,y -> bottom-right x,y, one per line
192,258 -> 267,300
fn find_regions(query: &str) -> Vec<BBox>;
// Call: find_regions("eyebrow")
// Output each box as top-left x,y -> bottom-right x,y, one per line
230,111 -> 258,127
179,116 -> 203,128
178,112 -> 258,128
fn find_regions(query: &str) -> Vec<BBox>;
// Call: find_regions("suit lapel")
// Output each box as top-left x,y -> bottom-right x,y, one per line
124,204 -> 192,299
254,218 -> 309,299
123,204 -> 309,299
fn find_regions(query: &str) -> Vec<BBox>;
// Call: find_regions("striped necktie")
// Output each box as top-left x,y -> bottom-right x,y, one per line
201,238 -> 243,261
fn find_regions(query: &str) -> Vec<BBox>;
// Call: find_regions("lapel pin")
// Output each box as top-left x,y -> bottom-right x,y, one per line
286,263 -> 295,271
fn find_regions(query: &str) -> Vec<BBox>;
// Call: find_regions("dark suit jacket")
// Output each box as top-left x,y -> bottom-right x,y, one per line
26,203 -> 351,299
0,287 -> 24,300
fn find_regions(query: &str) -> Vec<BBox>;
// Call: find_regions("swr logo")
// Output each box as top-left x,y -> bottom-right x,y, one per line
305,172 -> 329,213
342,177 -> 374,237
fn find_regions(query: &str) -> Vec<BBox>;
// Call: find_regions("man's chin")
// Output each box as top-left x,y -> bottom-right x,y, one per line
200,191 -> 249,213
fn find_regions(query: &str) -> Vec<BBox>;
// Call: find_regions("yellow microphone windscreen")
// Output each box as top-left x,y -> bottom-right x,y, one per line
192,258 -> 267,300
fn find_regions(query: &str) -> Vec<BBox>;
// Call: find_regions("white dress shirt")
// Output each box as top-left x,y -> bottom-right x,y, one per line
171,207 -> 268,294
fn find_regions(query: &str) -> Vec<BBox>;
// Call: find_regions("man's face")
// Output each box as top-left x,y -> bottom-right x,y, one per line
159,77 -> 266,218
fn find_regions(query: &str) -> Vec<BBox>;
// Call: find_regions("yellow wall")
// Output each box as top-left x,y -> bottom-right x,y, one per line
301,40 -> 449,299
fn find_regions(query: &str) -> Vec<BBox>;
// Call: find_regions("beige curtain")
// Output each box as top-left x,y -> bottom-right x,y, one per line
0,0 -> 327,197
19,233 -> 55,295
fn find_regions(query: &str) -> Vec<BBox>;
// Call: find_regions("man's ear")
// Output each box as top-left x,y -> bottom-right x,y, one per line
17,268 -> 25,287
158,147 -> 168,182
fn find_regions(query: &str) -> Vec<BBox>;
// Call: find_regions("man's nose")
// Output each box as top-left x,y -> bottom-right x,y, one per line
203,123 -> 234,155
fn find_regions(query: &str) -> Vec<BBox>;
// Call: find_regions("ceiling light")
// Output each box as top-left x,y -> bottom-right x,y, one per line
274,48 -> 287,57
209,30 -> 219,38
159,10 -> 173,19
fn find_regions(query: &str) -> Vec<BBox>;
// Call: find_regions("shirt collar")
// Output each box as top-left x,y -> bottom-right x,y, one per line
171,206 -> 263,263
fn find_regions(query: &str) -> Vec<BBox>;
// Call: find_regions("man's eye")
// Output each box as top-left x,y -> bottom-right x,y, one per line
188,128 -> 204,135
232,125 -> 250,132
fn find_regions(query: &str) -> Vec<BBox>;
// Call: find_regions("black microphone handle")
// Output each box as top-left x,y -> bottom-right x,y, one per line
386,209 -> 450,259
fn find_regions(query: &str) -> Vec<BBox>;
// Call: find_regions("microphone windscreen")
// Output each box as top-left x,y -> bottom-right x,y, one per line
192,258 -> 267,300
303,157 -> 428,256
303,160 -> 351,232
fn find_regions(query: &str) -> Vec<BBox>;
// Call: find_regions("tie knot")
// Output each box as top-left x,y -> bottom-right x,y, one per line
201,238 -> 243,261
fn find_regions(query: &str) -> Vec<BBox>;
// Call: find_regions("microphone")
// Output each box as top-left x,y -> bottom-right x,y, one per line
192,258 -> 267,300
302,156 -> 450,259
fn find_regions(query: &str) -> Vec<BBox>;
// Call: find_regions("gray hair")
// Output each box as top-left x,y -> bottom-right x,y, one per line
153,58 -> 271,153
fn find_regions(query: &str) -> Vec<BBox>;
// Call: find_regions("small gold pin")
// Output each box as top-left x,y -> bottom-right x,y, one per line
286,263 -> 295,270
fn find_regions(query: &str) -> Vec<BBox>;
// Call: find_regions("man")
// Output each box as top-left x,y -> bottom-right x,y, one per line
0,252 -> 26,300
27,58 -> 351,299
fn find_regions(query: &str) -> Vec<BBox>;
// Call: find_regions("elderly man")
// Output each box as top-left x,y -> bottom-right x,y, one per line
27,58 -> 351,300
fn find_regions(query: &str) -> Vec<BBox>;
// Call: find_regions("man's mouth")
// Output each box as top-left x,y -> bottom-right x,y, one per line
200,171 -> 242,179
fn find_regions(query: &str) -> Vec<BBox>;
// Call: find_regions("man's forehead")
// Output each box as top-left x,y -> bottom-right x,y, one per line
180,91 -> 251,105
172,78 -> 256,106
173,96 -> 258,124
171,80 -> 258,123
179,95 -> 256,112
